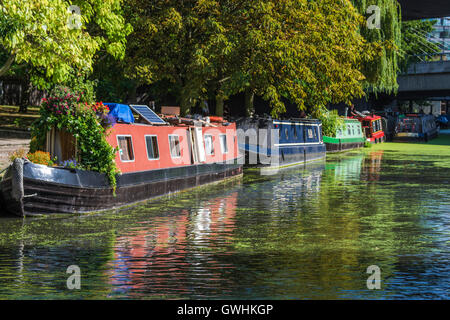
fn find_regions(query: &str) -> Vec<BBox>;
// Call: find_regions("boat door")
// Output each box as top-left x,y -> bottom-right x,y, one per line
189,126 -> 206,164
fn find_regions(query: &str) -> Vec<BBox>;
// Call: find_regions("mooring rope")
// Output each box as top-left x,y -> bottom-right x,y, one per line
11,158 -> 24,201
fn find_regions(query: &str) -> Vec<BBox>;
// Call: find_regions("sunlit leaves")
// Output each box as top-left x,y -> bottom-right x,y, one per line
0,0 -> 131,87
124,0 -> 377,117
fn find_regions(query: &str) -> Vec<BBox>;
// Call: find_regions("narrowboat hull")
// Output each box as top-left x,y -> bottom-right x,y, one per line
240,143 -> 326,168
323,118 -> 365,152
392,130 -> 438,142
0,158 -> 243,217
323,137 -> 365,153
367,134 -> 385,144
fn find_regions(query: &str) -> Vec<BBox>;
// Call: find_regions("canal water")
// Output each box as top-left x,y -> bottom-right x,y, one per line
0,134 -> 449,299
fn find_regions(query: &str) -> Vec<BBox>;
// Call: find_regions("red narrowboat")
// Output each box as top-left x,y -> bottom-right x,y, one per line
0,104 -> 243,216
351,114 -> 385,144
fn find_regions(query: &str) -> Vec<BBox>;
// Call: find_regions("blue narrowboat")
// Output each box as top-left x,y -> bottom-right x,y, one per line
236,117 -> 326,169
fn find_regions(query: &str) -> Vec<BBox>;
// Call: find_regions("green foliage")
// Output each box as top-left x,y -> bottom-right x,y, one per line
315,109 -> 345,138
352,0 -> 402,95
13,118 -> 23,128
30,86 -> 119,192
92,55 -> 137,103
64,75 -> 98,104
124,0 -> 371,117
0,0 -> 132,87
220,0 -> 371,117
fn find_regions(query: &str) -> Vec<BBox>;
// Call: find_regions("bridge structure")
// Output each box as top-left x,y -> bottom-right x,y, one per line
395,1 -> 450,102
397,60 -> 450,100
398,0 -> 450,21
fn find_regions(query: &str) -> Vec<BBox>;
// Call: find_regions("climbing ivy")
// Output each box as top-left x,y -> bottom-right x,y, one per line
314,108 -> 345,138
30,86 -> 119,192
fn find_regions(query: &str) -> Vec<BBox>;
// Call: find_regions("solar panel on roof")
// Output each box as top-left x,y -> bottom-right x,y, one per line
129,104 -> 166,125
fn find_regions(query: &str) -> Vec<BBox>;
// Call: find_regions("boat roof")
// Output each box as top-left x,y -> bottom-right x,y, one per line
403,113 -> 434,119
272,118 -> 321,124
343,118 -> 361,123
105,102 -> 229,128
350,115 -> 381,121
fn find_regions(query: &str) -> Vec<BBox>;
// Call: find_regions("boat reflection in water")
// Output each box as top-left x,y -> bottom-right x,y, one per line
325,150 -> 383,183
269,161 -> 324,210
362,150 -> 384,182
105,162 -> 327,298
0,148 -> 447,299
107,191 -> 238,298
325,153 -> 364,182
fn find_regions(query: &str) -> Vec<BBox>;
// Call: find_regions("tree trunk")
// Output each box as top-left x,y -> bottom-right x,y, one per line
0,53 -> 16,77
19,79 -> 31,113
245,88 -> 255,117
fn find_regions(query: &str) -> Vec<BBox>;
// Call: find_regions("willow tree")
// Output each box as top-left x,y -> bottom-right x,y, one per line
352,0 -> 402,95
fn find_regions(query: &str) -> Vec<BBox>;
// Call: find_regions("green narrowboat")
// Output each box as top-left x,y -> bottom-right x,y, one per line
323,118 -> 365,153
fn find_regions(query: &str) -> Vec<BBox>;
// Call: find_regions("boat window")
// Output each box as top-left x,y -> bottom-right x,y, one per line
204,135 -> 215,155
145,135 -> 159,160
117,136 -> 134,162
169,135 -> 181,158
285,127 -> 289,139
219,134 -> 228,154
307,127 -> 318,140
373,120 -> 379,132
293,125 -> 298,139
